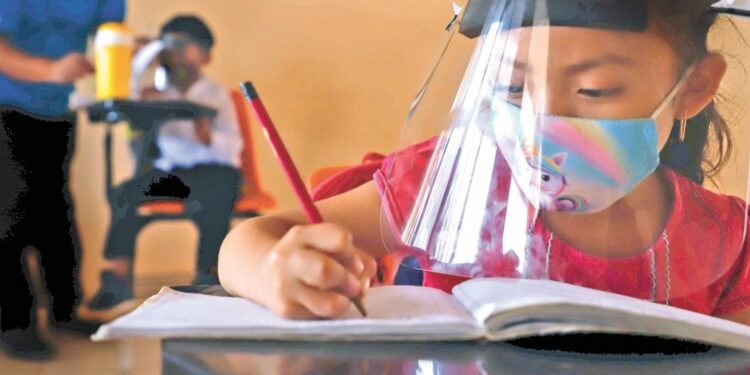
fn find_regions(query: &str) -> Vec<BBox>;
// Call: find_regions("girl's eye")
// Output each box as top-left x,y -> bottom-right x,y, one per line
577,87 -> 623,98
495,84 -> 525,97
508,85 -> 524,94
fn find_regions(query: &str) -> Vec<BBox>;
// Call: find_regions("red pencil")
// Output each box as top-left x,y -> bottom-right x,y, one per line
240,82 -> 367,317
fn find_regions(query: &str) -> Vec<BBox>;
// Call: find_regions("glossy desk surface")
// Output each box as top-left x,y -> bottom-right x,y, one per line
161,337 -> 750,375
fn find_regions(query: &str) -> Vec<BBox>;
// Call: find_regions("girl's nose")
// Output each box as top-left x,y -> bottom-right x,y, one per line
528,84 -> 575,117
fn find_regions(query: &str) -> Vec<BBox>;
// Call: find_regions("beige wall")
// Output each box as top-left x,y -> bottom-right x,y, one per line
70,2 -> 750,296
72,0 -> 470,295
711,19 -> 750,198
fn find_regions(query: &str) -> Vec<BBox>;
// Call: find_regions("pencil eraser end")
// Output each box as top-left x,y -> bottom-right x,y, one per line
240,82 -> 258,100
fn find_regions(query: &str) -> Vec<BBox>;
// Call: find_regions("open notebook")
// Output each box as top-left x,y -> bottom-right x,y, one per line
93,278 -> 750,352
712,0 -> 750,17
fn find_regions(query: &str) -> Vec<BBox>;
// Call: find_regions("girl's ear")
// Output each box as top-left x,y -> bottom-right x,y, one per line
678,53 -> 727,118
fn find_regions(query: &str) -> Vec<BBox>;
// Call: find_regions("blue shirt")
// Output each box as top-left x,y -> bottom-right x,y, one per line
0,0 -> 125,117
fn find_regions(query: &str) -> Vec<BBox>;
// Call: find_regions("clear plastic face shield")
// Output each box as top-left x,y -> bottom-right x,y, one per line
379,0 -> 750,309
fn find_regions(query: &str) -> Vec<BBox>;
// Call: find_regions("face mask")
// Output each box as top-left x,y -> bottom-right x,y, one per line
155,55 -> 198,91
157,34 -> 202,90
489,65 -> 695,214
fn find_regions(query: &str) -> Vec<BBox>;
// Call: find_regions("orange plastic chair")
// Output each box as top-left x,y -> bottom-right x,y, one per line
137,89 -> 276,218
308,166 -> 350,190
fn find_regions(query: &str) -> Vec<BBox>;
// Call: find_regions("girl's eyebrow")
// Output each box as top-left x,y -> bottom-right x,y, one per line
498,53 -> 636,77
565,54 -> 637,75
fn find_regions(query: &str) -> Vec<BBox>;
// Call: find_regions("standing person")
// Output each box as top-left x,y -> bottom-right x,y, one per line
0,0 -> 125,360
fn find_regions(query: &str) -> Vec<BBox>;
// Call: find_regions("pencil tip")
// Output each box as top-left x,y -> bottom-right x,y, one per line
352,298 -> 367,317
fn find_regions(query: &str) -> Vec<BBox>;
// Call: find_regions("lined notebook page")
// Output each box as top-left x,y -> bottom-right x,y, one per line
713,0 -> 750,12
454,278 -> 749,329
452,278 -> 750,351
93,286 -> 482,341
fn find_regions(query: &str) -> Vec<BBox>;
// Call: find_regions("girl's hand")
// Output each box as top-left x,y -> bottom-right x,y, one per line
140,87 -> 164,100
257,223 -> 377,319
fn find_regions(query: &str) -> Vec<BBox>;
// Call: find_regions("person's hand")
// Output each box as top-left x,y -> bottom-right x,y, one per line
194,116 -> 213,146
48,53 -> 94,83
140,87 -> 164,100
134,36 -> 153,51
257,223 -> 377,319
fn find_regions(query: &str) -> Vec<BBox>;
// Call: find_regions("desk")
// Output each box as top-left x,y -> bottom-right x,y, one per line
155,285 -> 750,374
86,100 -> 217,198
161,339 -> 750,375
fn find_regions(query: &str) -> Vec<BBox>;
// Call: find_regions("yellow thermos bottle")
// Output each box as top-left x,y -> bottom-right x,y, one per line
94,22 -> 134,100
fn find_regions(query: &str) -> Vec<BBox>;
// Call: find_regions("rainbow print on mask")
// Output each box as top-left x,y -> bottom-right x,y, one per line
490,99 -> 660,214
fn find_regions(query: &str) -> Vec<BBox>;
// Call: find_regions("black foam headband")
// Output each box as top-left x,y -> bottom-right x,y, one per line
460,0 -> 649,38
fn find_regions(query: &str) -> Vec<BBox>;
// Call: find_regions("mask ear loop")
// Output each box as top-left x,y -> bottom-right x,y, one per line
650,63 -> 698,120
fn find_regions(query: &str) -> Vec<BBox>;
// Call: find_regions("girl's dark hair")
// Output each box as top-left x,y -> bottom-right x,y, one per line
650,0 -> 735,185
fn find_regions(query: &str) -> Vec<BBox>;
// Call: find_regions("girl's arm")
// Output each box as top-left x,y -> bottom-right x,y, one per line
218,181 -> 386,319
721,309 -> 750,326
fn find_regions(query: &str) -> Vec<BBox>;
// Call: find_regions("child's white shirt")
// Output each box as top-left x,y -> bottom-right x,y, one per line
154,77 -> 242,172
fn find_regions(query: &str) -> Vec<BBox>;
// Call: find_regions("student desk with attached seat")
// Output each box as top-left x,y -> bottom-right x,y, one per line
86,99 -> 219,202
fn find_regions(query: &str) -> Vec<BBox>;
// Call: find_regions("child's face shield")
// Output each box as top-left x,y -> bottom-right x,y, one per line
378,0 -> 750,303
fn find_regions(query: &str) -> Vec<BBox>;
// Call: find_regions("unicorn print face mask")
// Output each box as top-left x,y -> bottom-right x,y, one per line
490,66 -> 694,214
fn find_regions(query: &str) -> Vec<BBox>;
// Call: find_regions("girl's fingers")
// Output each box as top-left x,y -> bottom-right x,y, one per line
356,250 -> 378,297
285,223 -> 365,274
288,247 -> 361,297
287,223 -> 360,265
357,250 -> 378,279
270,299 -> 318,320
287,223 -> 352,252
294,284 -> 353,318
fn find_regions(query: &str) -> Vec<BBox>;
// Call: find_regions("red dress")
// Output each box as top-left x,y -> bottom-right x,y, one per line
373,137 -> 750,317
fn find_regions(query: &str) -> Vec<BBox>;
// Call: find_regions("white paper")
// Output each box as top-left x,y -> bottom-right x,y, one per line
713,0 -> 750,11
453,278 -> 750,352
93,286 -> 481,341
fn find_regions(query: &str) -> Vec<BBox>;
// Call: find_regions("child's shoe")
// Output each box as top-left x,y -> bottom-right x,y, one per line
0,327 -> 56,361
77,271 -> 139,323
